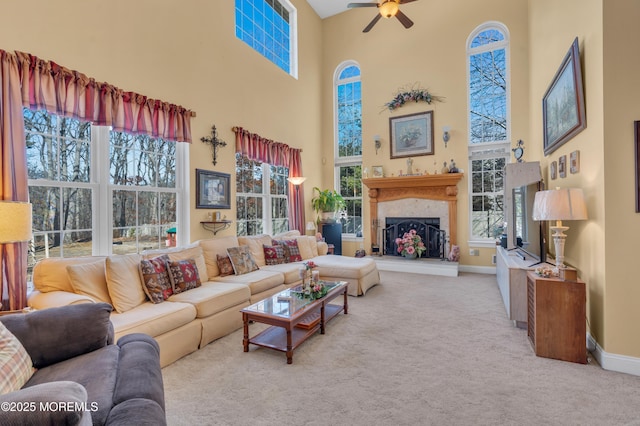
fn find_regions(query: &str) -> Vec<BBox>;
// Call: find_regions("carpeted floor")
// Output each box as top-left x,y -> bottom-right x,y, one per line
162,271 -> 640,425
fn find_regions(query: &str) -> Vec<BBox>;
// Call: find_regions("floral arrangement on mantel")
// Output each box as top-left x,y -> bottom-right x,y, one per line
383,85 -> 445,111
396,229 -> 426,258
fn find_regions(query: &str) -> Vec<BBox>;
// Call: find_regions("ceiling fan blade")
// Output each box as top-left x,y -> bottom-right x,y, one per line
395,9 -> 414,29
348,2 -> 379,8
363,13 -> 383,32
398,0 -> 419,4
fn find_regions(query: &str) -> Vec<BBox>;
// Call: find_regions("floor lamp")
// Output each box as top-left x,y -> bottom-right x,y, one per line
532,188 -> 587,274
287,177 -> 306,232
0,201 -> 33,311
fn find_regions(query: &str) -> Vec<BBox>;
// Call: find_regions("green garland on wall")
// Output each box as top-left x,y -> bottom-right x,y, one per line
384,85 -> 445,111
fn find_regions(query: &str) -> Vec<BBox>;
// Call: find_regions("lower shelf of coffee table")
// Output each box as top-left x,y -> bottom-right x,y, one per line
249,304 -> 344,352
249,324 -> 319,353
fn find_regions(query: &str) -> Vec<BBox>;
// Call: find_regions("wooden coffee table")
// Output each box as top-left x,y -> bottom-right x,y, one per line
241,281 -> 348,364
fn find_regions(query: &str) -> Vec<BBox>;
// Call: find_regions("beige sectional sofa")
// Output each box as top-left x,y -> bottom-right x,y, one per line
27,231 -> 380,367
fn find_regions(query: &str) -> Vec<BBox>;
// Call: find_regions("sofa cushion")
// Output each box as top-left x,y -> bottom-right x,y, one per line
106,254 -> 146,313
66,260 -> 112,305
293,236 -> 315,260
0,322 -> 34,395
139,255 -> 173,303
166,259 -> 201,294
263,244 -> 286,265
33,256 -> 107,293
311,255 -> 378,279
168,282 -> 250,318
213,269 -> 284,296
197,235 -> 240,278
261,263 -> 305,285
25,345 -> 120,426
237,234 -> 273,267
110,301 -> 196,339
216,254 -> 235,277
227,246 -> 260,275
142,243 -> 208,282
276,239 -> 302,262
0,381 -> 91,425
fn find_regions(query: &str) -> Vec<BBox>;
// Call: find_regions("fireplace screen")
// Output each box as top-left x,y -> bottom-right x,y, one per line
383,217 -> 445,259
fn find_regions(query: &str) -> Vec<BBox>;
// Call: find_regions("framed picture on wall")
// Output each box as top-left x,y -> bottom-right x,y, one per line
196,169 -> 230,209
389,111 -> 434,159
558,155 -> 567,178
550,161 -> 558,180
542,37 -> 586,156
570,150 -> 580,174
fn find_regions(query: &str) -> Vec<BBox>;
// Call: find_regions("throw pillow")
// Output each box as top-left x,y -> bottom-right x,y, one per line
263,244 -> 286,265
227,246 -> 260,275
138,255 -> 173,303
66,260 -> 112,305
216,254 -> 235,277
166,259 -> 201,294
0,322 -> 34,395
277,239 -> 302,263
105,253 -> 146,313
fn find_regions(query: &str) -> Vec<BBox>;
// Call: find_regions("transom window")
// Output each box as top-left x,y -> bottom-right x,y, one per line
25,108 -> 185,274
334,62 -> 363,235
467,22 -> 510,242
235,0 -> 298,78
236,153 -> 289,236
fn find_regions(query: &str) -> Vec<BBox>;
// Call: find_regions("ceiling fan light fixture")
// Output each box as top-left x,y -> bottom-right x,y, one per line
379,1 -> 399,18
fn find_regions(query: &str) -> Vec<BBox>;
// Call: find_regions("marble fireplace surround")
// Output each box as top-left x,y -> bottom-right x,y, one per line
362,173 -> 464,249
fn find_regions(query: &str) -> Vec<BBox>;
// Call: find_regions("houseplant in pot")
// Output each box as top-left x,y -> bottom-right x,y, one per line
311,187 -> 345,224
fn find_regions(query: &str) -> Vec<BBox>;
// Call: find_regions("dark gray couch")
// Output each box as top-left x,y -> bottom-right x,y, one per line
0,303 -> 166,425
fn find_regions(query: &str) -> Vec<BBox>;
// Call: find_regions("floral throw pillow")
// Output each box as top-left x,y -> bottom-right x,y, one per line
263,244 -> 286,265
166,258 -> 201,294
139,255 -> 172,303
216,254 -> 235,277
277,239 -> 302,263
227,246 -> 260,275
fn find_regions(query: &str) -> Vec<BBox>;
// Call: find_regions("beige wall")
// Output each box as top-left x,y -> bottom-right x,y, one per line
321,0 -> 529,265
0,0 -> 324,242
528,0 -> 608,350
601,0 -> 640,357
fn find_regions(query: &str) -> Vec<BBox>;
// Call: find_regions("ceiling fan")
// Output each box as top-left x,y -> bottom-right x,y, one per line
347,0 -> 418,33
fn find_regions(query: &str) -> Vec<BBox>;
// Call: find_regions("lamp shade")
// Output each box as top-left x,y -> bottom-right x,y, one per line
532,188 -> 588,221
287,176 -> 307,186
0,201 -> 33,243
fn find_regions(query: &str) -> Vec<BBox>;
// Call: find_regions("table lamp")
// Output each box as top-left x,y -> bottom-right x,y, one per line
0,201 -> 33,311
532,188 -> 587,273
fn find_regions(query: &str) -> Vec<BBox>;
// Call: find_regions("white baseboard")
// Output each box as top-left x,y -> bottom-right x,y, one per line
459,265 -> 496,275
589,332 -> 640,377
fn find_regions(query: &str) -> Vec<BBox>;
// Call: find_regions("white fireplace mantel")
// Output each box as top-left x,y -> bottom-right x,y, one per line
362,173 -> 464,247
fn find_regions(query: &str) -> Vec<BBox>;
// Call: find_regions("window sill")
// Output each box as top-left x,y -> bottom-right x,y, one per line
468,240 -> 500,249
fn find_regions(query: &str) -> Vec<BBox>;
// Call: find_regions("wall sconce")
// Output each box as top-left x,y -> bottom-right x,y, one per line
374,135 -> 381,154
443,126 -> 451,147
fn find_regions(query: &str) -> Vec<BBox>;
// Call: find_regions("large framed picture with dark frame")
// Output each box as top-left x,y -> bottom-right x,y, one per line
196,169 -> 230,209
543,37 -> 586,156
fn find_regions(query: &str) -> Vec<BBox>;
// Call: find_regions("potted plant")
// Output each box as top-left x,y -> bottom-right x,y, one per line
311,187 -> 345,223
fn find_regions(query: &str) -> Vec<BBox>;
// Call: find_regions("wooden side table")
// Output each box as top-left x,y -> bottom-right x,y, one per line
526,271 -> 587,364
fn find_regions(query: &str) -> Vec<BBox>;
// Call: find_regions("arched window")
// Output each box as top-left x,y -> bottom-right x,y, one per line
334,62 -> 362,236
467,22 -> 510,243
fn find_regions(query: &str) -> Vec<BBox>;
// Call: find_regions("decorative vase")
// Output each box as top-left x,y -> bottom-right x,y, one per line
403,252 -> 418,260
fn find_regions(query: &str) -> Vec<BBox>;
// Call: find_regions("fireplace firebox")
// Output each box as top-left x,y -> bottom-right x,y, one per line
383,217 -> 445,259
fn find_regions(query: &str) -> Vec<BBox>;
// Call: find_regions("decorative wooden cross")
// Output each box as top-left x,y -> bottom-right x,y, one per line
201,125 -> 227,166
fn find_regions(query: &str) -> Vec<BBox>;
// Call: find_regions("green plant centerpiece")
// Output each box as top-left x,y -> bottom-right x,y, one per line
311,187 -> 345,223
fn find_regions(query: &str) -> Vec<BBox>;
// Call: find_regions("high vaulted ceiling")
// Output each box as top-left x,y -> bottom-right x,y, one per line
306,0 -> 353,19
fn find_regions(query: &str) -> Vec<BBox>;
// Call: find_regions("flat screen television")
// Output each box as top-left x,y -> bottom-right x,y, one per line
512,180 -> 547,266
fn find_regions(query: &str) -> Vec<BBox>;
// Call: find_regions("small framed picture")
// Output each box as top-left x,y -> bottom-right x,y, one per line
558,155 -> 567,178
570,150 -> 580,174
196,169 -> 230,209
372,166 -> 384,178
550,161 -> 557,180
